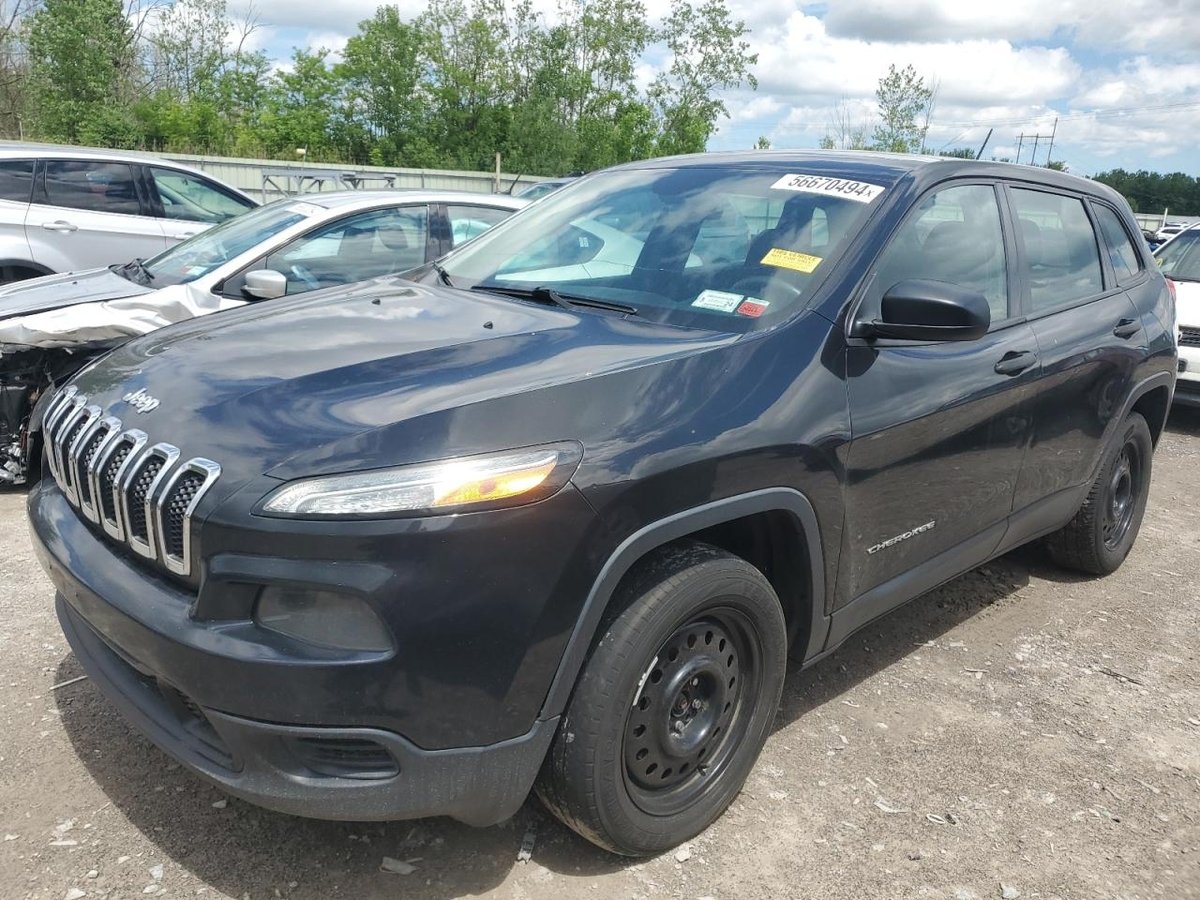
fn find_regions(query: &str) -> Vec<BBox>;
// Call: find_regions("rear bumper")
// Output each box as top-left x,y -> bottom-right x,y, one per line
56,593 -> 554,825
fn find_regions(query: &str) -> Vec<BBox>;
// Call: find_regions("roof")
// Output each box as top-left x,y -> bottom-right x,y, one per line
0,141 -> 206,168
609,149 -> 1125,206
307,190 -> 528,210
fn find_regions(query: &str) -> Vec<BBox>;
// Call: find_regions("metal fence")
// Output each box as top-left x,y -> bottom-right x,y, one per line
157,152 -> 542,201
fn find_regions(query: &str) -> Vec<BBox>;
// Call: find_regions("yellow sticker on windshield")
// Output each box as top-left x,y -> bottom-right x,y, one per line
761,248 -> 822,273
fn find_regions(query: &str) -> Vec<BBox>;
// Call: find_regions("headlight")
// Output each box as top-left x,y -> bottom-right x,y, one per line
259,443 -> 582,518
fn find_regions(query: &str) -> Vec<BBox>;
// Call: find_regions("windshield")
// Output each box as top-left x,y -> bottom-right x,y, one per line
440,166 -> 881,331
1156,228 -> 1200,281
137,199 -> 322,287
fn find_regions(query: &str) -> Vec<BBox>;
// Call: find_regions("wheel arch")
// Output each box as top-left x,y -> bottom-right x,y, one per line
1128,376 -> 1173,446
538,488 -> 828,721
0,258 -> 53,279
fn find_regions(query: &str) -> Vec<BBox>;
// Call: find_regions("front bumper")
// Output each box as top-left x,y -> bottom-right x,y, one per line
28,478 -> 599,824
56,595 -> 554,825
1176,345 -> 1200,407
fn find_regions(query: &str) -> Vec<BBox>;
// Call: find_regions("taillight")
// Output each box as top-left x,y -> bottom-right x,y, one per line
1165,277 -> 1177,305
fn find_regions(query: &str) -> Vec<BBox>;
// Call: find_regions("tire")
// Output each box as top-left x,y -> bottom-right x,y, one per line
1045,411 -> 1152,575
536,541 -> 787,856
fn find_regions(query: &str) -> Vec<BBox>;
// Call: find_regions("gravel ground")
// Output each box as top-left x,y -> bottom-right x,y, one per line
1,408 -> 1198,900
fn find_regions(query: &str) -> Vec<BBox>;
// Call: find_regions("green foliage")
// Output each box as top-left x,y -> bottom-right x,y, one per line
939,147 -> 977,159
871,64 -> 933,153
16,0 -> 759,174
1091,169 -> 1200,217
26,0 -> 138,143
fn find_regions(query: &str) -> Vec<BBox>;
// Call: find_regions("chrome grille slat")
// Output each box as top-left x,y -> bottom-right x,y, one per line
47,391 -> 220,577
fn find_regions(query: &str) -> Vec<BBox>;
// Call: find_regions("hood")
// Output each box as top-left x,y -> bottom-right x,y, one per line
67,280 -> 735,485
1174,279 -> 1200,329
0,268 -> 151,320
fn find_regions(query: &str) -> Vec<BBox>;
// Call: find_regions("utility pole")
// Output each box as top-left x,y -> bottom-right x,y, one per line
1045,117 -> 1058,166
1016,128 -> 1056,166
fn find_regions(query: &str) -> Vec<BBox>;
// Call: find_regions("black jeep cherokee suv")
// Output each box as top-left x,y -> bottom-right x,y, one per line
28,152 -> 1176,856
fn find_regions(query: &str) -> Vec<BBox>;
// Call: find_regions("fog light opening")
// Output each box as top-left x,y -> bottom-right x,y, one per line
254,587 -> 394,653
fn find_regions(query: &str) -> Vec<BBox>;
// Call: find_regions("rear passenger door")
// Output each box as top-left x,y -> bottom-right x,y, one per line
841,182 -> 1040,602
25,160 -> 168,271
1006,186 -> 1145,512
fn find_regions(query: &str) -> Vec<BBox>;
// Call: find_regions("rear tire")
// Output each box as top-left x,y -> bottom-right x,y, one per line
1045,412 -> 1152,575
536,541 -> 786,856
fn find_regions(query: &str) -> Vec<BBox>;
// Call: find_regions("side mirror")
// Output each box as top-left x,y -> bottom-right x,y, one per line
867,279 -> 991,342
242,269 -> 287,300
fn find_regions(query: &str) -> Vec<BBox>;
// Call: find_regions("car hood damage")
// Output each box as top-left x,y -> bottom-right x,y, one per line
0,272 -> 247,348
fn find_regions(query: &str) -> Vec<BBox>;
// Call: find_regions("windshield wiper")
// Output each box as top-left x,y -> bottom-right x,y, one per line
1167,274 -> 1200,283
431,262 -> 456,288
473,284 -> 638,316
111,258 -> 154,286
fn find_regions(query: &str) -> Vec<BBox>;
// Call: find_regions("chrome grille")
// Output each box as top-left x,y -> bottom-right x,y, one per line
43,389 -> 220,577
1181,326 -> 1200,347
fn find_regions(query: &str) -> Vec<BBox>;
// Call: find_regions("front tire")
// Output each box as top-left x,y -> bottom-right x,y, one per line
1045,411 -> 1152,575
536,541 -> 786,856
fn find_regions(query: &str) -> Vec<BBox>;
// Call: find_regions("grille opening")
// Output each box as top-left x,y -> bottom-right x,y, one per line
1181,326 -> 1200,347
289,737 -> 399,780
74,426 -> 111,506
58,414 -> 89,480
163,471 -> 204,559
127,456 -> 166,542
99,441 -> 133,523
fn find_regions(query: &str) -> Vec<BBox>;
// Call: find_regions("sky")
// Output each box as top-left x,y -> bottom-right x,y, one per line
227,0 -> 1200,178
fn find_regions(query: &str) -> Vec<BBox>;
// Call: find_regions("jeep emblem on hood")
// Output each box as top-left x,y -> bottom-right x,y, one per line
122,388 -> 160,414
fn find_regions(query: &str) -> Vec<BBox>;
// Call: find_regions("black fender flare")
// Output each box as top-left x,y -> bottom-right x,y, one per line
1120,369 -> 1175,433
538,487 -> 828,721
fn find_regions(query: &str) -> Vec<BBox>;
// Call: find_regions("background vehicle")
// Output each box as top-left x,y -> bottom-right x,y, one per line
0,190 -> 526,484
0,145 -> 257,283
514,176 -> 580,200
1154,221 -> 1200,406
28,153 -> 1175,857
1155,222 -> 1189,243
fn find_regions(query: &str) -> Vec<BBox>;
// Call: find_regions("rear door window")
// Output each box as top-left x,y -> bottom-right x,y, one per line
1009,188 -> 1103,312
0,160 -> 33,203
447,205 -> 511,247
42,161 -> 143,216
1091,203 -> 1142,285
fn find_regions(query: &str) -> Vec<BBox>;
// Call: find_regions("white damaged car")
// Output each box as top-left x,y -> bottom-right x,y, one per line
1154,222 -> 1200,408
0,190 -> 526,484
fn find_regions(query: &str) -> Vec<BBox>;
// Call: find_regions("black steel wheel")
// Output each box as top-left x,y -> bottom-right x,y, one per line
1046,411 -> 1153,575
536,541 -> 786,856
622,613 -> 758,815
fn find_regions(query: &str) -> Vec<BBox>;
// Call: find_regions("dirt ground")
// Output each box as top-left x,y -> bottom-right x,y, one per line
1,409 -> 1198,900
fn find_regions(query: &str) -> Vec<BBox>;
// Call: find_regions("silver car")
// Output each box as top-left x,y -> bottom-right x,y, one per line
0,144 -> 258,283
0,190 -> 528,484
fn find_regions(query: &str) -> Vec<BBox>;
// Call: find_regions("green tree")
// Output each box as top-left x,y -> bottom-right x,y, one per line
256,49 -> 342,159
337,6 -> 430,165
649,0 -> 757,155
871,63 -> 932,154
25,0 -> 138,143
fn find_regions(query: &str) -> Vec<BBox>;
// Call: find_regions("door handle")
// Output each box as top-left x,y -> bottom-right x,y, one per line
1113,317 -> 1140,339
994,350 -> 1038,376
41,220 -> 78,233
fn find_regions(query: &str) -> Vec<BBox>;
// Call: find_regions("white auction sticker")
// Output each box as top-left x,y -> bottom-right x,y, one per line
692,289 -> 744,312
770,173 -> 885,203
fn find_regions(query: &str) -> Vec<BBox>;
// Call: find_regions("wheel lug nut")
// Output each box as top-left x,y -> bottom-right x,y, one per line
691,698 -> 703,710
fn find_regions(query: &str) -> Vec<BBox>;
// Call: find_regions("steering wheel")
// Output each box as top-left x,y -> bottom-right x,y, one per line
290,264 -> 321,290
